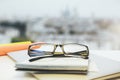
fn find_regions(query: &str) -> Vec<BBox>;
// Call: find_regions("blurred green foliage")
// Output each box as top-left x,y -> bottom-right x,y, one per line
11,37 -> 33,43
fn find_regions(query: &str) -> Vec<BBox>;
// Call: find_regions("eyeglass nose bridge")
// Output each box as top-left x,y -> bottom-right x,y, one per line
53,44 -> 65,56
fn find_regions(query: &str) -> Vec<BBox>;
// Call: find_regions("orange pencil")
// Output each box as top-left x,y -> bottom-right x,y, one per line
0,41 -> 32,56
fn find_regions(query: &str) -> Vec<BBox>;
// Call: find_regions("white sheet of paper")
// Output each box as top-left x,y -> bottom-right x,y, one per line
91,50 -> 120,62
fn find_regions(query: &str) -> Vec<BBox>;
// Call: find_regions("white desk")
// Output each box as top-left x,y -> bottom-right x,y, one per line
0,50 -> 120,80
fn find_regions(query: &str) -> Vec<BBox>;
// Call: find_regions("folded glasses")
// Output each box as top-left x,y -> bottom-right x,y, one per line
28,43 -> 89,62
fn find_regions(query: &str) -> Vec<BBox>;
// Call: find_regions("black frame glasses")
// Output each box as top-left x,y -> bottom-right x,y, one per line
28,42 -> 89,62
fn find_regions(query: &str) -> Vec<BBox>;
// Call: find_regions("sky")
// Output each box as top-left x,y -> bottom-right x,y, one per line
0,0 -> 120,19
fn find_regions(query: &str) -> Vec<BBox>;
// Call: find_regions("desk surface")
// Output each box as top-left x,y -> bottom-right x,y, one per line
0,50 -> 120,80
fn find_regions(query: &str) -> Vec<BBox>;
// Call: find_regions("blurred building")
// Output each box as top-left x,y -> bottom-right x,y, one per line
0,26 -> 20,43
0,26 -> 20,38
26,9 -> 119,50
0,8 -> 118,50
0,34 -> 11,44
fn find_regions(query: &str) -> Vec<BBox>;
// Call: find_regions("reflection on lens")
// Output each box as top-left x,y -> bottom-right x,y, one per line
63,44 -> 87,54
39,44 -> 55,52
29,44 -> 55,57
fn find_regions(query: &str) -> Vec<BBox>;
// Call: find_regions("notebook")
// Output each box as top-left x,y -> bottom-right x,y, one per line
7,50 -> 98,72
16,57 -> 88,74
7,50 -> 99,80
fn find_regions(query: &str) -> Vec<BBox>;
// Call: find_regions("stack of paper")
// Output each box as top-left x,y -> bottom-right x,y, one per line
8,50 -> 99,80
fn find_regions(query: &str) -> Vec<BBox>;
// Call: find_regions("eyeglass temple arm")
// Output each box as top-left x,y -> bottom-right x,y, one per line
29,56 -> 53,62
29,50 -> 89,62
29,54 -> 71,62
29,53 -> 89,62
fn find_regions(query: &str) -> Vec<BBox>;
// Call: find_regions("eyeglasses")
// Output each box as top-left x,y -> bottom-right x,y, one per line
28,43 -> 89,62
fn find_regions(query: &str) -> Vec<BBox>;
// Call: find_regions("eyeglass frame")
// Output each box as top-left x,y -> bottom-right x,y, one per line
28,42 -> 89,62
